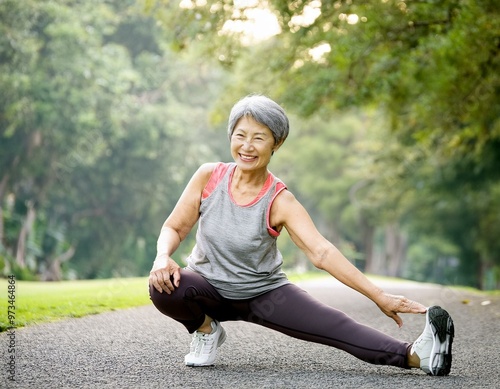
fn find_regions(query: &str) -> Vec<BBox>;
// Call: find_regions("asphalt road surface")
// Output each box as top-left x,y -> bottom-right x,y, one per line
1,277 -> 499,388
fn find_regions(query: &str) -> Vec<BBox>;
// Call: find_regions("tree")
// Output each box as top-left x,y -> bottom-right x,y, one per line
1,0 -> 228,279
147,0 -> 500,288
1,0 -> 120,277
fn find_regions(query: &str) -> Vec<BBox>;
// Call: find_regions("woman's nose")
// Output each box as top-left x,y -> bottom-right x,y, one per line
242,140 -> 254,149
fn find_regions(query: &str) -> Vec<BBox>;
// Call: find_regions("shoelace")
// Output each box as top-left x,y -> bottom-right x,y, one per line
190,332 -> 216,357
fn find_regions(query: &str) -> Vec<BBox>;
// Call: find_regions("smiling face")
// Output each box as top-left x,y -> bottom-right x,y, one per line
230,115 -> 280,172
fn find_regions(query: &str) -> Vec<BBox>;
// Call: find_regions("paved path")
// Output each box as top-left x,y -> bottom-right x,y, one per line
1,277 -> 499,388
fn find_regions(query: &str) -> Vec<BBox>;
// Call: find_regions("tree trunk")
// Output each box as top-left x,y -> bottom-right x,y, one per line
15,201 -> 36,268
384,223 -> 406,277
0,172 -> 10,245
361,221 -> 375,273
41,246 -> 75,281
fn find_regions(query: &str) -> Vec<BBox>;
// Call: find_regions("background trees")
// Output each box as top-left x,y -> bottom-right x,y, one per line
1,0 -> 498,289
0,0 -> 227,279
150,0 -> 500,289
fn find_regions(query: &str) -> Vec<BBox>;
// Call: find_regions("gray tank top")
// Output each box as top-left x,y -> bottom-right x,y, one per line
186,163 -> 290,299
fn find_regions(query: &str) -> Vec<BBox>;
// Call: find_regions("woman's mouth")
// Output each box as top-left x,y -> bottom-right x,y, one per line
239,154 -> 257,162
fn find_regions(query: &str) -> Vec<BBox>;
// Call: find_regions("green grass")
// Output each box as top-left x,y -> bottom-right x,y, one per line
0,277 -> 151,331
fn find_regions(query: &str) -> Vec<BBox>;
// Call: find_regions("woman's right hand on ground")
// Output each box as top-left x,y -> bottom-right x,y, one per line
149,255 -> 181,294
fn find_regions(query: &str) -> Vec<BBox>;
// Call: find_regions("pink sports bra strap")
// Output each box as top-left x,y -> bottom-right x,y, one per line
266,181 -> 287,237
202,163 -> 230,199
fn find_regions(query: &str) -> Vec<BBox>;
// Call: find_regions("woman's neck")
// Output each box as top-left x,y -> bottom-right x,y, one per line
231,166 -> 268,190
229,167 -> 270,205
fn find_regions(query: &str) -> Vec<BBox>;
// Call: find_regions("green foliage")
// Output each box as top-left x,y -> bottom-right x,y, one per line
404,236 -> 460,284
0,0 -> 228,280
167,0 -> 500,288
2,0 -> 499,289
273,111 -> 370,242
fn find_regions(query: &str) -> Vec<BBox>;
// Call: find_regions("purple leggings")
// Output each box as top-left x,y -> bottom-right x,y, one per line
149,269 -> 410,368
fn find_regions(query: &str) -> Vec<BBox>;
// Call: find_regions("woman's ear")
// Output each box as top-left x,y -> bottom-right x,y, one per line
272,139 -> 285,155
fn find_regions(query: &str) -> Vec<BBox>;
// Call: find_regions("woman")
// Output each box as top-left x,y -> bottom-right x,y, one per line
149,95 -> 454,375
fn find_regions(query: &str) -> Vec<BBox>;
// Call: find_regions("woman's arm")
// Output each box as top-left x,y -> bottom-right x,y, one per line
271,190 -> 426,326
149,163 -> 216,294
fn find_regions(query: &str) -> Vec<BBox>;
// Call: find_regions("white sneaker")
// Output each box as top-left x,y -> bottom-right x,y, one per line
410,305 -> 454,376
184,320 -> 226,367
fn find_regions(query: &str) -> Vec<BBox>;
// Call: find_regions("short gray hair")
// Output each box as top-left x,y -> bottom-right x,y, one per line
227,95 -> 289,145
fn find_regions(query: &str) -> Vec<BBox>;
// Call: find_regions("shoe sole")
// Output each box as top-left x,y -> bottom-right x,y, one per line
427,306 -> 454,376
185,326 -> 227,367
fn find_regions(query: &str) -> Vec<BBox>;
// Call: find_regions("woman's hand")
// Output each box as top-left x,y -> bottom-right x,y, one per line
149,255 -> 181,294
375,293 -> 427,328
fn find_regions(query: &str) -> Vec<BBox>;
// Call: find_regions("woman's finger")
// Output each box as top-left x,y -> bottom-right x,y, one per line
398,297 -> 426,314
392,312 -> 403,328
160,270 -> 174,294
172,267 -> 181,287
149,273 -> 164,294
407,299 -> 427,313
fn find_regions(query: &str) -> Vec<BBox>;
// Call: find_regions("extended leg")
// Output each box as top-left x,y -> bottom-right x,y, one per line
238,284 -> 410,368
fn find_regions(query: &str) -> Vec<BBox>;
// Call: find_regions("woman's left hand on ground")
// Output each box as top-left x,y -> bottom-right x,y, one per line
375,293 -> 427,328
